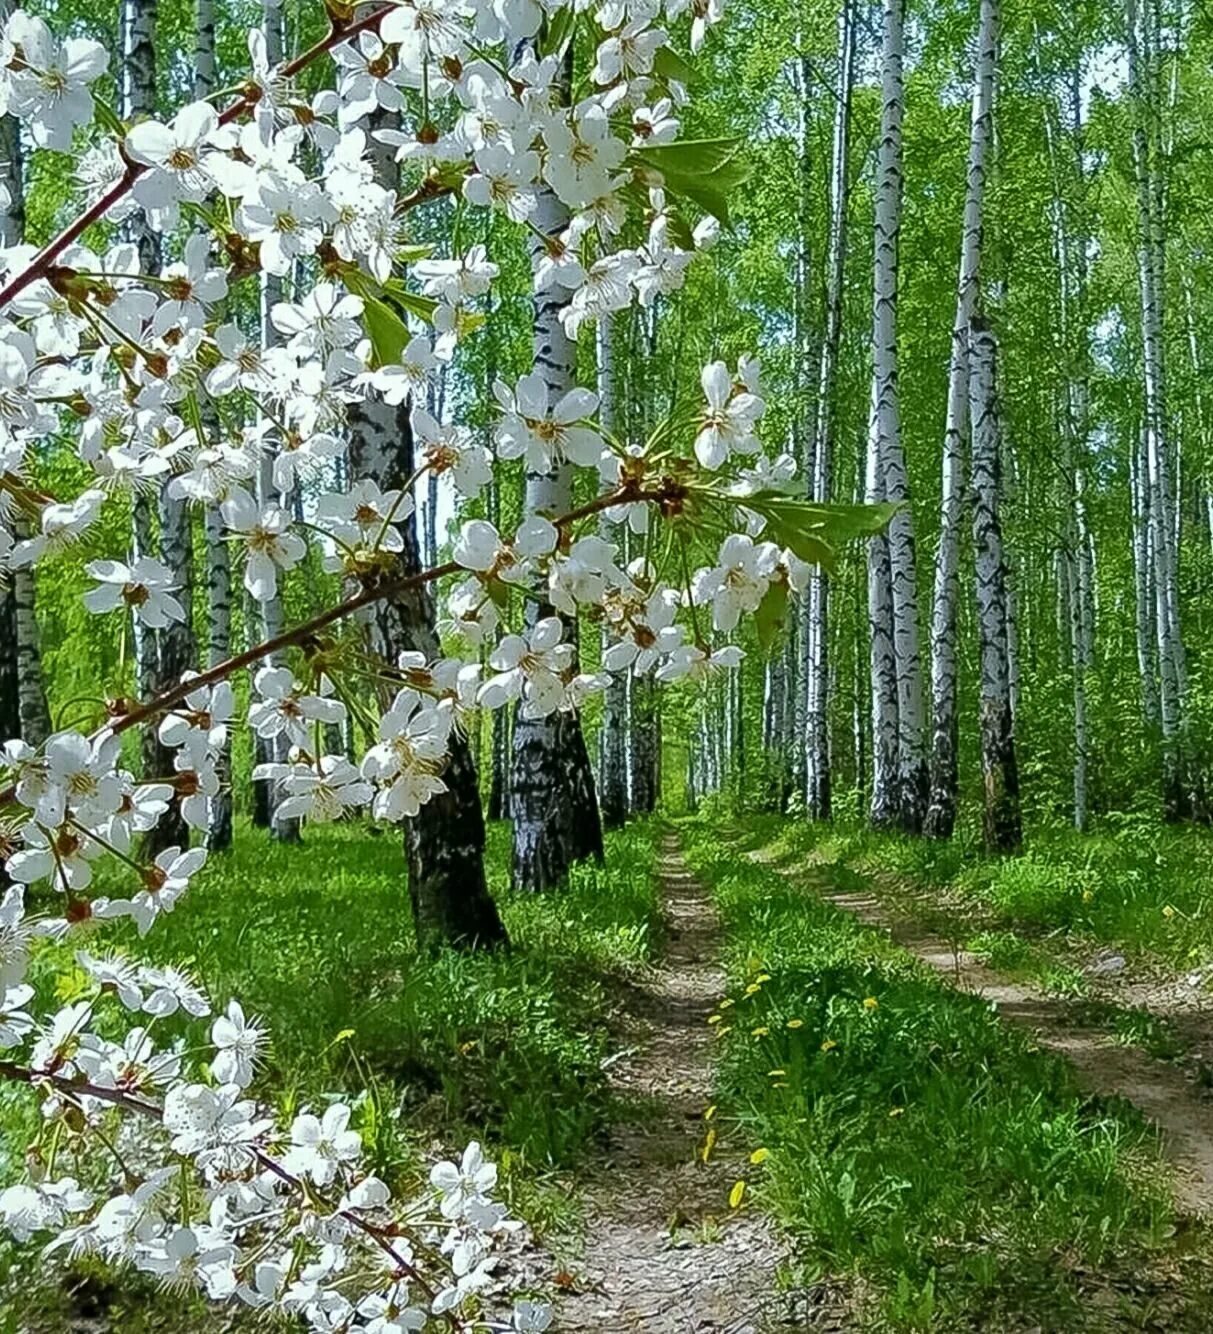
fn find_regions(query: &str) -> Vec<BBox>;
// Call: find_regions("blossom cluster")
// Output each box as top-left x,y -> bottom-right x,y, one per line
0,0 -> 839,1324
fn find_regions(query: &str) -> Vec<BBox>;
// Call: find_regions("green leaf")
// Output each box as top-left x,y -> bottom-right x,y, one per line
540,6 -> 575,57
362,295 -> 411,369
634,138 -> 752,224
741,491 -> 900,574
653,46 -> 695,87
754,578 -> 789,653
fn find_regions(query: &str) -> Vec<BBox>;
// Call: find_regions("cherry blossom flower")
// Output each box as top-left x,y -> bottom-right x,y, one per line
360,690 -> 452,821
284,1103 -> 362,1187
479,617 -> 573,718
693,360 -> 765,469
211,1001 -> 267,1089
84,557 -> 186,629
249,667 -> 346,750
493,373 -> 603,472
221,492 -> 306,601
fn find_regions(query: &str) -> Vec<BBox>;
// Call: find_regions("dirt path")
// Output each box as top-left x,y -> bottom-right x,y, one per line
762,853 -> 1213,1217
557,834 -> 841,1333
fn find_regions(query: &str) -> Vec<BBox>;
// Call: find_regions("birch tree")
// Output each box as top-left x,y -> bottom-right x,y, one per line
1126,0 -> 1187,818
250,0 -> 300,842
597,315 -> 627,828
968,317 -> 1021,850
120,0 -> 166,797
508,50 -> 604,889
924,0 -> 998,839
805,0 -> 856,822
866,0 -> 925,831
0,31 -> 45,748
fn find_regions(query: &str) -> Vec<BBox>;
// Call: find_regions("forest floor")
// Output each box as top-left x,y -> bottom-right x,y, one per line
556,833 -> 846,1332
750,845 -> 1213,1217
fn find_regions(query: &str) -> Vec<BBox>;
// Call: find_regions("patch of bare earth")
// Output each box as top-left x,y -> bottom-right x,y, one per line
557,834 -> 851,1333
755,848 -> 1213,1218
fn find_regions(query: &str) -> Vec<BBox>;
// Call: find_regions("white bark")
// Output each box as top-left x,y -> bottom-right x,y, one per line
925,0 -> 998,839
1127,0 -> 1187,816
866,0 -> 924,831
507,69 -> 604,887
597,315 -> 627,828
252,0 -> 299,842
0,20 -> 43,746
806,0 -> 855,823
968,320 -> 1020,851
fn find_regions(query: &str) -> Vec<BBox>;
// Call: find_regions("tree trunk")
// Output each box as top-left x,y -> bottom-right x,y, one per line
120,0 -> 173,813
596,317 -> 627,829
247,0 -> 301,842
1127,0 -> 1187,818
0,37 -> 32,746
969,319 -> 1021,852
347,393 -> 506,946
509,115 -> 604,888
867,0 -> 925,831
925,0 -> 998,839
806,0 -> 855,823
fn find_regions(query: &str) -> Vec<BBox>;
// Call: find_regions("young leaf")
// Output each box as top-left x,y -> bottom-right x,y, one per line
634,138 -> 751,224
754,578 -> 789,654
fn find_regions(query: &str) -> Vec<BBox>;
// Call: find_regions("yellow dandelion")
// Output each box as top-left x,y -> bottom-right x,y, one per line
767,1068 -> 786,1078
786,1019 -> 804,1030
862,997 -> 878,1011
749,1147 -> 770,1165
889,1106 -> 905,1118
719,998 -> 735,1009
704,1104 -> 717,1121
708,1013 -> 724,1025
756,974 -> 772,984
751,1026 -> 770,1037
821,1038 -> 837,1053
1163,905 -> 1177,920
729,1180 -> 747,1209
701,1127 -> 717,1163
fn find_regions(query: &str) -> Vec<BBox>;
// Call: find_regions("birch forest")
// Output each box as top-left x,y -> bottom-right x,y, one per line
7,0 -> 1213,1328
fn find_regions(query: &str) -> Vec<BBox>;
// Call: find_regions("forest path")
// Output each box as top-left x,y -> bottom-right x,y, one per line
556,832 -> 842,1333
750,845 -> 1213,1217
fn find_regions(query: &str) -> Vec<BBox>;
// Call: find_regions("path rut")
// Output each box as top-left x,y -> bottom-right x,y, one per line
557,834 -> 840,1332
759,850 -> 1213,1217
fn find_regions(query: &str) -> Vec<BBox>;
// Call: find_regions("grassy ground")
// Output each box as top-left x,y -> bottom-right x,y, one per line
798,809 -> 1213,980
0,818 -> 663,1331
681,814 -> 1213,1332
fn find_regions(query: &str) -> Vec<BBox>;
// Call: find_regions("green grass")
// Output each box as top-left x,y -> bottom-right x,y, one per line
1,818 -> 664,1330
681,817 -> 1192,1331
736,801 -> 1213,984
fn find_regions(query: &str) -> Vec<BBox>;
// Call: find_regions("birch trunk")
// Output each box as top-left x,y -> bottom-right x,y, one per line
348,393 -> 506,946
790,49 -> 816,804
0,41 -> 41,746
190,0 -> 232,849
968,320 -> 1021,851
1127,0 -> 1187,817
806,0 -> 855,822
0,30 -> 16,743
867,0 -> 925,831
924,0 -> 998,839
596,317 -> 627,829
1131,428 -> 1160,728
508,111 -> 604,889
247,0 -> 301,841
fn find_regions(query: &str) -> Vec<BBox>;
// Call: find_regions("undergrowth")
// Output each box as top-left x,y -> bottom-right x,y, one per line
1,819 -> 663,1331
681,816 -> 1191,1332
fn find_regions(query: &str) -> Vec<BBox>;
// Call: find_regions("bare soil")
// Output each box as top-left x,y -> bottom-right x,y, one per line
758,850 -> 1213,1218
556,834 -> 852,1332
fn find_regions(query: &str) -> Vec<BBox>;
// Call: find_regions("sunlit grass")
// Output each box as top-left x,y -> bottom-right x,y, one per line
681,816 -> 1184,1331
